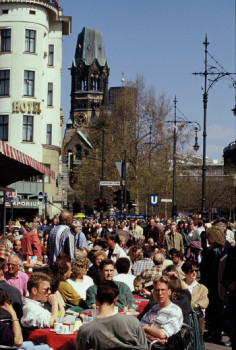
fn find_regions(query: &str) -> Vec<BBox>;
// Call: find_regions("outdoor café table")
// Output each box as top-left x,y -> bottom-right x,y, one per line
28,328 -> 77,350
133,296 -> 149,313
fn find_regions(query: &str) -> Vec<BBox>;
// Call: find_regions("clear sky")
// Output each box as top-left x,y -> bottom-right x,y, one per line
60,0 -> 236,161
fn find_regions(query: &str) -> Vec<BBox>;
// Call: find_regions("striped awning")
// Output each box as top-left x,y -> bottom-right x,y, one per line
0,141 -> 55,186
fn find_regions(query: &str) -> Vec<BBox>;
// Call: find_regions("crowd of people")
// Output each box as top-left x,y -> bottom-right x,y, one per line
0,211 -> 235,350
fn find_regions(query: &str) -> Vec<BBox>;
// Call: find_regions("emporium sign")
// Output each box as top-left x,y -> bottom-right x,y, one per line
0,198 -> 38,208
13,100 -> 41,114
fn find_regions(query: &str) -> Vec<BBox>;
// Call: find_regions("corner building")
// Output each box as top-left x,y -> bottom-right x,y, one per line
0,0 -> 71,218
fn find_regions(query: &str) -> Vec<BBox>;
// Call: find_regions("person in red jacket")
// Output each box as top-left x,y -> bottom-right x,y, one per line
21,222 -> 42,262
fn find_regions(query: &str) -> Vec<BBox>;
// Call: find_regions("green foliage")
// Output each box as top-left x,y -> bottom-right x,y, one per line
70,75 -> 196,215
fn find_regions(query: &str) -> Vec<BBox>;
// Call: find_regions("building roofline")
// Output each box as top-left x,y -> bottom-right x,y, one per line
0,0 -> 71,35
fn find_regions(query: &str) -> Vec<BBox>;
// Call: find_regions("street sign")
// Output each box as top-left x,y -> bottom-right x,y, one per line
38,191 -> 44,202
7,191 -> 17,197
115,162 -> 129,177
150,194 -> 158,206
100,181 -> 121,186
161,199 -> 172,203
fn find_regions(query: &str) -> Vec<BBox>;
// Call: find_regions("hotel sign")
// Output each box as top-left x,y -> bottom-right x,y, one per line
13,100 -> 41,114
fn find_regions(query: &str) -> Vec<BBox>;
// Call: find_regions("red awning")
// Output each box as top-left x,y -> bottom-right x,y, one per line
0,141 -> 55,186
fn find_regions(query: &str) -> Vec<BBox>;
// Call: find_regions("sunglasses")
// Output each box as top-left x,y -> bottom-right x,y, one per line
42,287 -> 52,293
190,269 -> 199,273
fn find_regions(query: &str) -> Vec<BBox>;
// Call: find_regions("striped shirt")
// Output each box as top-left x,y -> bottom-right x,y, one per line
140,302 -> 183,338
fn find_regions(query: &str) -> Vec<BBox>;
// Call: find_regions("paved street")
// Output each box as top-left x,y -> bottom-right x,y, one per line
205,335 -> 231,350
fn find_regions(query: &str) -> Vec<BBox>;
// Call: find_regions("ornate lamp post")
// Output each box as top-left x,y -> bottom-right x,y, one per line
169,96 -> 200,220
193,35 -> 236,219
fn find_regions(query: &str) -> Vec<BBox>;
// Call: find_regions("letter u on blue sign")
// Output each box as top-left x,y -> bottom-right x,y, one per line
150,194 -> 158,206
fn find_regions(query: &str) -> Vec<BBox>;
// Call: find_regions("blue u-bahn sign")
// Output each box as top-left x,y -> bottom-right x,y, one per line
150,194 -> 158,206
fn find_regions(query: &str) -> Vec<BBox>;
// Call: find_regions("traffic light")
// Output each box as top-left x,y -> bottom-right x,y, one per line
94,198 -> 103,211
128,200 -> 134,211
84,202 -> 87,214
114,190 -> 122,211
102,198 -> 108,212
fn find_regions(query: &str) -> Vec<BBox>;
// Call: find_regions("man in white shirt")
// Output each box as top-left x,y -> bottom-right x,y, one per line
140,276 -> 183,346
21,272 -> 63,328
104,232 -> 128,266
113,257 -> 135,291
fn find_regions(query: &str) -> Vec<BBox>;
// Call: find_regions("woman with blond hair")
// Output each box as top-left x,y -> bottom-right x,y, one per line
87,250 -> 107,285
67,256 -> 93,300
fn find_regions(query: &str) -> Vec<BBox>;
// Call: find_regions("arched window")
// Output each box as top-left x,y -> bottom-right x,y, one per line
75,144 -> 82,160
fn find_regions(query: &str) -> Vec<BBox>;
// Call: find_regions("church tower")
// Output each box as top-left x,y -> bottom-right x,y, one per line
62,27 -> 109,210
70,27 -> 109,130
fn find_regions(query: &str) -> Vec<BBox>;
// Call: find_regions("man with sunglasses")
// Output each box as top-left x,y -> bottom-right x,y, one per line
21,272 -> 62,328
3,254 -> 28,298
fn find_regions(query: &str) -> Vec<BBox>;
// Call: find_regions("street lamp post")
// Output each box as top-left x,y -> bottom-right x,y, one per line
172,96 -> 177,220
100,128 -> 105,199
169,97 -> 200,220
193,35 -> 236,219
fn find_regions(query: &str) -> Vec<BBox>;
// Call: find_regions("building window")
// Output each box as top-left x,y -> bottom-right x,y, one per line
0,70 -> 10,95
24,70 -> 34,96
46,124 -> 52,145
47,82 -> 53,106
75,144 -> 82,160
29,10 -> 36,15
25,29 -> 36,53
0,115 -> 8,141
48,44 -> 54,66
2,10 -> 9,14
0,29 -> 11,52
23,115 -> 33,142
44,163 -> 51,184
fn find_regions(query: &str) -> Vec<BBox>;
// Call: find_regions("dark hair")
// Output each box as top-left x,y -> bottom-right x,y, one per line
115,258 -> 130,274
32,266 -> 59,293
172,250 -> 184,260
104,232 -> 119,243
168,275 -> 182,300
0,289 -> 11,306
126,239 -> 135,248
213,217 -> 228,226
197,220 -> 203,227
0,258 -> 6,272
56,253 -> 71,263
177,220 -> 186,229
134,275 -> 145,286
142,246 -> 153,258
169,248 -> 177,256
52,259 -> 70,281
99,259 -> 114,271
96,280 -> 119,305
27,272 -> 51,293
181,261 -> 197,274
43,229 -> 50,238
162,265 -> 178,275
